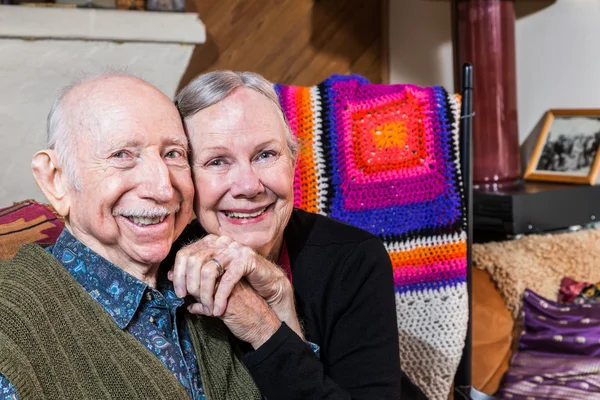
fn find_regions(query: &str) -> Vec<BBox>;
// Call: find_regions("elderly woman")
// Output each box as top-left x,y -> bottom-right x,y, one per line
168,71 -> 403,399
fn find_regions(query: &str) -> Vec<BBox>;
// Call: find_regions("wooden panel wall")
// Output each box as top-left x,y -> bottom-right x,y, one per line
179,0 -> 386,90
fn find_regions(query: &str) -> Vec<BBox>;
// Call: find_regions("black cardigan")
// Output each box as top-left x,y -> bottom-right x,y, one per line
169,209 -> 422,399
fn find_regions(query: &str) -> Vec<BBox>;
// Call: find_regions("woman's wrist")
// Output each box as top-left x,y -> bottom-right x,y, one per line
249,313 -> 282,349
270,282 -> 305,340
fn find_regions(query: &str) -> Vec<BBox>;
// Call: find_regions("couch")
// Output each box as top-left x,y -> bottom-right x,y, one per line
471,226 -> 600,397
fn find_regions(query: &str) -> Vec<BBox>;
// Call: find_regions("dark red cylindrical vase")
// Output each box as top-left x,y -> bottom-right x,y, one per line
454,0 -> 521,187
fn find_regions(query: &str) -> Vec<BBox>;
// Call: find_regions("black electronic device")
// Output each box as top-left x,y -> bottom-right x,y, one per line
473,181 -> 600,242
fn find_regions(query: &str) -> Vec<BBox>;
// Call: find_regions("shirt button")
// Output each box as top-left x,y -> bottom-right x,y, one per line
146,292 -> 153,301
149,316 -> 155,323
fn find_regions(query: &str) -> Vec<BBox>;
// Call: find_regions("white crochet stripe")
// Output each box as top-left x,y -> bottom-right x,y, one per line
310,86 -> 328,215
449,93 -> 462,183
448,93 -> 468,230
396,283 -> 469,400
384,231 -> 466,253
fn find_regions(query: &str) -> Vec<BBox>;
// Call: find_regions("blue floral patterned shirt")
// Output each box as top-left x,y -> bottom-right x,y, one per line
0,229 -> 205,400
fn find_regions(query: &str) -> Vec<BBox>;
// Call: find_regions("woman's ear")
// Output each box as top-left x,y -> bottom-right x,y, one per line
31,150 -> 71,217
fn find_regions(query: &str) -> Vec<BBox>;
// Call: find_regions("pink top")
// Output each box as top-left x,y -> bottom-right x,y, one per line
277,242 -> 292,284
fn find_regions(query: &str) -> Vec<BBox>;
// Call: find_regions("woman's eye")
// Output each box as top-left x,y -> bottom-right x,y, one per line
257,151 -> 276,160
208,158 -> 225,166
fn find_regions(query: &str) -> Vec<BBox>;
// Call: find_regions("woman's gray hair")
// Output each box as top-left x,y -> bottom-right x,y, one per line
175,70 -> 298,159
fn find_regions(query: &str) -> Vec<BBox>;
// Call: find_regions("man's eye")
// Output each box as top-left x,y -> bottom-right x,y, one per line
166,150 -> 183,158
112,151 -> 128,159
208,159 -> 225,166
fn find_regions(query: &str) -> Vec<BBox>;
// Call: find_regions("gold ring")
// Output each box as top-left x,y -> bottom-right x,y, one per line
209,258 -> 224,277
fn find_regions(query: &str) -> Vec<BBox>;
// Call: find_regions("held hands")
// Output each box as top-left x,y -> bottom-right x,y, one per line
188,278 -> 282,349
168,234 -> 304,343
169,234 -> 290,315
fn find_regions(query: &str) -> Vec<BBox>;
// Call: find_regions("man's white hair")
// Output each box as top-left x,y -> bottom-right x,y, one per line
174,70 -> 298,159
45,67 -> 142,190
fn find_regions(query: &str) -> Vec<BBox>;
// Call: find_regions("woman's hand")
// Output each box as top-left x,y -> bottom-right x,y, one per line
169,234 -> 304,339
188,279 -> 281,349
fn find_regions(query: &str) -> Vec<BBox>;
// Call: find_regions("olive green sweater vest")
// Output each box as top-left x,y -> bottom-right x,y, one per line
0,244 -> 261,400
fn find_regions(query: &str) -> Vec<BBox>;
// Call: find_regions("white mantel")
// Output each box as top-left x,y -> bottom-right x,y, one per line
0,5 -> 205,206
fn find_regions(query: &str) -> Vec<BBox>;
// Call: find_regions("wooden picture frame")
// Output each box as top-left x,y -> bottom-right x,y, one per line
524,109 -> 600,184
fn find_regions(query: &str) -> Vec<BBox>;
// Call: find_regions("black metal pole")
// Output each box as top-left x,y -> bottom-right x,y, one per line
454,63 -> 474,399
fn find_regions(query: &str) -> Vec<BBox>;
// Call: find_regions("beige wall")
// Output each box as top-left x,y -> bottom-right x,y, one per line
0,7 -> 203,207
389,0 -> 600,144
389,0 -> 453,92
0,2 -> 384,207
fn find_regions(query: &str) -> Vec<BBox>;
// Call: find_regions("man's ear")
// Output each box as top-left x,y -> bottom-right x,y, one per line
31,149 -> 71,217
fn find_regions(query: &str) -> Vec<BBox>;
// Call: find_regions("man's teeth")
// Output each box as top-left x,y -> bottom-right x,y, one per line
126,215 -> 167,226
224,207 -> 268,219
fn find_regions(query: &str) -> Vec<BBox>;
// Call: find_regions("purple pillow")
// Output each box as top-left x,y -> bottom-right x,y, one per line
497,289 -> 600,399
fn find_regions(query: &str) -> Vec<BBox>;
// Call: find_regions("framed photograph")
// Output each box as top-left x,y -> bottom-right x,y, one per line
524,109 -> 600,184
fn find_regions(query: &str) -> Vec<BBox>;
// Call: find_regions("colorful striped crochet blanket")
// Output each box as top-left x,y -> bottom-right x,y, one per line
276,75 -> 468,400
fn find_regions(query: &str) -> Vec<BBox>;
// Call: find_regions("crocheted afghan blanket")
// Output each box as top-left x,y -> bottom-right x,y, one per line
275,75 -> 468,400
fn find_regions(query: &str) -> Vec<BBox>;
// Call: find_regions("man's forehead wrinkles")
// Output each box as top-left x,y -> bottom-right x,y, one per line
62,87 -> 186,157
166,135 -> 189,148
90,131 -> 188,155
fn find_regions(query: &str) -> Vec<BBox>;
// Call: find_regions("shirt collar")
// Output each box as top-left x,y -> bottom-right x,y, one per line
49,228 -> 154,329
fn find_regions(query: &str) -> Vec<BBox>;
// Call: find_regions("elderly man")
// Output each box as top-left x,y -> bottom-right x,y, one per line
0,73 -> 262,399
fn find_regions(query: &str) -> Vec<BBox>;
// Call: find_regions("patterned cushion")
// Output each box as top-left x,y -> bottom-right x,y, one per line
0,200 -> 64,260
275,75 -> 468,400
498,289 -> 600,399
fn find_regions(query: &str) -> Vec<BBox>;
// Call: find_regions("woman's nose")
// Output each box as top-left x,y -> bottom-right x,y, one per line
229,163 -> 264,199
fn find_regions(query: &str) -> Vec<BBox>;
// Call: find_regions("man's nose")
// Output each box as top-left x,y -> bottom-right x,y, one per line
141,154 -> 175,203
230,163 -> 264,198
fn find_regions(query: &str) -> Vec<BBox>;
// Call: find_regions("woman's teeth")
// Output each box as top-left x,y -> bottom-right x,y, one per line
224,206 -> 268,219
127,215 -> 167,226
